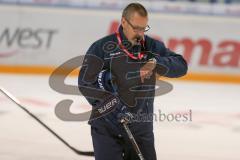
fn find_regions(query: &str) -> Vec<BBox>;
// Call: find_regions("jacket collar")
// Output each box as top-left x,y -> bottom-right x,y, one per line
118,25 -> 129,42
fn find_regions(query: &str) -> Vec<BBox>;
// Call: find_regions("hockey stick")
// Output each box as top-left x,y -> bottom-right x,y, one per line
120,118 -> 145,160
0,87 -> 94,157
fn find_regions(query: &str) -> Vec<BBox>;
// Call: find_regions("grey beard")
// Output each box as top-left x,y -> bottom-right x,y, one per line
133,36 -> 143,45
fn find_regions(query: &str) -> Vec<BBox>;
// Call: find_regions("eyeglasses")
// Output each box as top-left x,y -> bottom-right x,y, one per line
125,18 -> 150,33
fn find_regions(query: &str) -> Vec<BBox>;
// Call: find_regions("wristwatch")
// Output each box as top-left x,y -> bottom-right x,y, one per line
149,57 -> 157,64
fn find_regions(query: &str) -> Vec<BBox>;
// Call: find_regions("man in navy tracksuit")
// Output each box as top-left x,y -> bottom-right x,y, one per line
78,3 -> 187,160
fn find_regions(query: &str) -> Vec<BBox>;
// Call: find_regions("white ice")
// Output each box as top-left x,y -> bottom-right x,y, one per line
0,73 -> 240,160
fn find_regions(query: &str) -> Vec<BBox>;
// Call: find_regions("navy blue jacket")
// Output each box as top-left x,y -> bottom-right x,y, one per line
78,26 -> 188,125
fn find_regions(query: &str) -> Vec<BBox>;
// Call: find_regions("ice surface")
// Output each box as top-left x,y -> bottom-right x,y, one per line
0,74 -> 240,160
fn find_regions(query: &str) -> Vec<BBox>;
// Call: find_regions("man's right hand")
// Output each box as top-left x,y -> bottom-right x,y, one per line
140,58 -> 156,83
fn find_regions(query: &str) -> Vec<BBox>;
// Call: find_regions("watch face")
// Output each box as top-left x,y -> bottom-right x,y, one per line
149,58 -> 156,63
153,58 -> 157,63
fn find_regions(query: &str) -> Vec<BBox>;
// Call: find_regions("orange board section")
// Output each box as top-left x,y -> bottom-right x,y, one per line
0,65 -> 240,84
0,65 -> 79,77
162,72 -> 240,84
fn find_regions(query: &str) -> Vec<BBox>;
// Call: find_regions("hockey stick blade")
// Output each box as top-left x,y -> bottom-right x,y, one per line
0,87 -> 94,157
